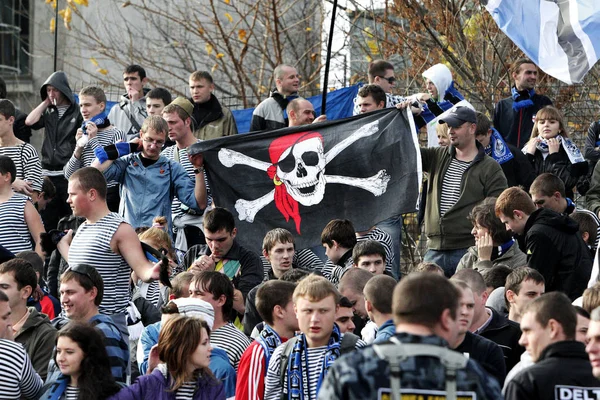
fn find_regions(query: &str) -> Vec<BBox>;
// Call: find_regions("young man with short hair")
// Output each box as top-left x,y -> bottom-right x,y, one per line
145,87 -> 172,116
364,274 -> 396,343
352,240 -> 387,276
185,207 -> 263,317
356,84 -> 386,114
251,65 -> 299,132
495,186 -> 592,300
504,266 -> 545,323
93,115 -> 207,231
237,280 -> 298,400
505,293 -> 600,399
0,258 -> 56,380
108,64 -> 149,140
0,99 -> 42,202
321,219 -> 357,285
335,296 -> 356,334
64,86 -> 126,211
188,70 -> 238,139
264,275 -> 363,400
189,271 -> 251,371
50,264 -> 129,382
586,307 -> 600,379
286,98 -> 326,127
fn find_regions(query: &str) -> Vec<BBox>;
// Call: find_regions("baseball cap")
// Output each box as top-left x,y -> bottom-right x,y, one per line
170,96 -> 194,120
439,106 -> 477,128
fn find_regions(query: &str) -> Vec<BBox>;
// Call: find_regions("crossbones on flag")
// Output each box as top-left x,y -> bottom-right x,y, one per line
484,0 -> 600,84
189,108 -> 421,251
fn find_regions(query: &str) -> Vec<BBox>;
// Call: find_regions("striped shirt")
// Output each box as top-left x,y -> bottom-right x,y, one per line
440,158 -> 470,216
0,143 -> 43,192
0,193 -> 33,254
64,385 -> 80,400
260,248 -> 324,280
68,213 -> 131,315
356,227 -> 394,275
162,143 -> 212,225
321,256 -> 354,286
63,126 -> 126,188
211,322 -> 251,371
175,382 -> 197,399
56,105 -> 69,120
0,339 -> 43,399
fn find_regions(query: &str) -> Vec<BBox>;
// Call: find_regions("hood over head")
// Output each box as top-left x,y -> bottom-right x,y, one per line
39,71 -> 75,104
422,64 -> 453,102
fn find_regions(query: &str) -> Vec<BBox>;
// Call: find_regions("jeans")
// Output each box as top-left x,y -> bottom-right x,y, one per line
376,214 -> 403,279
423,248 -> 469,278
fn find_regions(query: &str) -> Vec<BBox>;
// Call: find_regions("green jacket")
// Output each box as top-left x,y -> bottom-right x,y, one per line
421,144 -> 507,250
455,242 -> 527,276
15,307 -> 58,381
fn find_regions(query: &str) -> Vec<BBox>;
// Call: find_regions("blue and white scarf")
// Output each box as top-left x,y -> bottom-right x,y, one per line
511,87 -> 535,111
257,323 -> 283,368
287,324 -> 342,400
522,135 -> 585,164
485,128 -> 514,164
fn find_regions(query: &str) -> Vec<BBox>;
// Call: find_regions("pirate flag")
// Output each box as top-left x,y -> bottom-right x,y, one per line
189,108 -> 421,252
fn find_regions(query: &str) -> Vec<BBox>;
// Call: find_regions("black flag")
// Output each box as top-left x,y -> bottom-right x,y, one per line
190,108 -> 421,251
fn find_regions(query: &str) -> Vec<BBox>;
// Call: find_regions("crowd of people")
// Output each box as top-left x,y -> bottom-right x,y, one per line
2,56 -> 600,399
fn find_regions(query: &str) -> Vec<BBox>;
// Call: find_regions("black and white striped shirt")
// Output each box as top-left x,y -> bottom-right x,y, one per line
0,144 -> 43,193
356,227 -> 394,275
440,158 -> 470,216
162,144 -> 212,224
0,194 -> 33,255
175,382 -> 197,399
63,126 -> 126,188
0,339 -> 43,399
211,322 -> 251,371
68,212 -> 131,315
64,385 -> 80,399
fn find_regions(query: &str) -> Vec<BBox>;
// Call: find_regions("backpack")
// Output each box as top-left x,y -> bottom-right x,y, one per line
278,332 -> 359,400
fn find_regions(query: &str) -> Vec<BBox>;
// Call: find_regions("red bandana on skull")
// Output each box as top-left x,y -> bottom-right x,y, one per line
267,131 -> 324,234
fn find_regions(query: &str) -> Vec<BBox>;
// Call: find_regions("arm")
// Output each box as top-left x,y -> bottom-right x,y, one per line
172,158 -> 207,212
25,99 -> 50,127
263,346 -> 284,400
526,231 -> 560,289
112,223 -> 161,282
24,200 -> 45,259
21,145 -> 43,195
484,163 -> 508,197
585,122 -> 600,162
18,351 -> 44,400
191,155 -> 208,210
29,326 -> 57,381
236,344 -> 266,400
587,162 -> 600,216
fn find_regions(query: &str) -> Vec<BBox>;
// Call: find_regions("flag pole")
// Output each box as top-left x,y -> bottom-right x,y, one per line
321,0 -> 338,115
53,0 -> 59,72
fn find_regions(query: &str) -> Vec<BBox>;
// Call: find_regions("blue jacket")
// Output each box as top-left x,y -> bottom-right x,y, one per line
103,153 -> 202,230
373,319 -> 395,344
138,321 -> 236,398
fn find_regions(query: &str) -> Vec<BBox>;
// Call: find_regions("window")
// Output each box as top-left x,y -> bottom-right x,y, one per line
0,0 -> 30,76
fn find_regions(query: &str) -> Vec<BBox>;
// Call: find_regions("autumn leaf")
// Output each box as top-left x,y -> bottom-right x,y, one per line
205,44 -> 213,55
73,0 -> 89,5
216,53 -> 224,59
310,53 -> 318,62
305,27 -> 312,32
90,57 -> 99,67
50,18 -> 55,33
224,13 -> 233,23
211,63 -> 219,73
224,0 -> 230,3
97,68 -> 108,75
238,29 -> 247,41
122,1 -> 131,7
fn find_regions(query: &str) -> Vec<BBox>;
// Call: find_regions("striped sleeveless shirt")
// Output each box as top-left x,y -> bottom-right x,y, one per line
68,212 -> 130,315
0,193 -> 33,254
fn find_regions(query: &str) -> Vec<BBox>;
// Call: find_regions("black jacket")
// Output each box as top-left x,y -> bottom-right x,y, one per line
456,331 -> 507,386
30,71 -> 82,170
526,145 -> 588,199
500,143 -> 536,191
493,92 -> 553,148
480,307 -> 525,372
523,208 -> 592,300
504,341 -> 600,400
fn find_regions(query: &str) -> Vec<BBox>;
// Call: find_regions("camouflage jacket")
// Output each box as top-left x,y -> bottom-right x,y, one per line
317,332 -> 504,400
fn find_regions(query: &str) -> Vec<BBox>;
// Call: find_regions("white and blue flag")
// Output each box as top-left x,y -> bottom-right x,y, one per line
484,0 -> 600,84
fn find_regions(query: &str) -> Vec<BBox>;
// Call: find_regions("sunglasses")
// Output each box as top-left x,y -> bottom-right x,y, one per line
69,264 -> 97,280
376,76 -> 396,84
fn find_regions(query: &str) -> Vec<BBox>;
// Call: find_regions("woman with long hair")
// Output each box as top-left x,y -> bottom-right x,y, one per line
524,105 -> 588,198
40,322 -> 121,400
110,315 -> 224,400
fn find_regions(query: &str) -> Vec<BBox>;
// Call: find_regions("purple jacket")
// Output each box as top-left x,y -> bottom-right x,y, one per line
108,369 -> 225,400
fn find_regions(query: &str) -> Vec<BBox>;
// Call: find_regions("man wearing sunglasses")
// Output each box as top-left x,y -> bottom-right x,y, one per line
352,60 -> 406,116
92,115 -> 208,233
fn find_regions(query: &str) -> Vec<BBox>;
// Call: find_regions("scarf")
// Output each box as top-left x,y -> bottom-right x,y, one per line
81,111 -> 110,132
492,238 -> 515,260
511,87 -> 535,111
523,135 -> 585,164
257,324 -> 283,368
287,324 -> 342,400
485,128 -> 514,164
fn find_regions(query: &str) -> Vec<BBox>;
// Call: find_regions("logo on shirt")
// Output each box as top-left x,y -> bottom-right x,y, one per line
377,388 -> 476,400
555,385 -> 600,400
